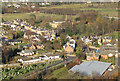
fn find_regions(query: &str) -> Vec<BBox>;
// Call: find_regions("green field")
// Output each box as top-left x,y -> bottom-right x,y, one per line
2,13 -> 67,21
2,3 -> 119,21
41,3 -> 118,17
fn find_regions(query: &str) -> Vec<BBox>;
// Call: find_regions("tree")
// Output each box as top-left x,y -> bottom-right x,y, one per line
17,30 -> 24,38
75,17 -> 81,21
53,40 -> 61,50
60,33 -> 67,46
77,39 -> 85,48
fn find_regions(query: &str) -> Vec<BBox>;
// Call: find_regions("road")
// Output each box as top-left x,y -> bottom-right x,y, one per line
15,56 -> 76,79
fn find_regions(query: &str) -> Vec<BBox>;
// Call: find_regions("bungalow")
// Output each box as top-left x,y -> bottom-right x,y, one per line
34,42 -> 44,49
81,37 -> 92,45
13,19 -> 22,25
103,36 -> 112,44
37,28 -> 48,35
49,20 -> 65,28
24,30 -> 39,39
86,52 -> 99,61
23,43 -> 36,50
23,43 -> 44,50
63,39 -> 75,53
24,24 -> 33,30
7,39 -> 22,45
17,49 -> 34,56
32,36 -> 41,41
20,21 -> 27,27
31,27 -> 38,33
99,44 -> 118,59
10,24 -> 17,29
7,3 -> 12,7
49,55 -> 60,59
2,21 -> 11,26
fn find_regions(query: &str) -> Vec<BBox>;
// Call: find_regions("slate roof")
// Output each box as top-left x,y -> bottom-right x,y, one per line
22,49 -> 33,53
34,42 -> 42,46
7,39 -> 22,42
3,21 -> 11,24
86,53 -> 99,57
25,30 -> 38,35
69,61 -> 111,77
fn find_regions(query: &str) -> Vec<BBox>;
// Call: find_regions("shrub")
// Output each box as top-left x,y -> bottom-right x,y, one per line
67,62 -> 79,70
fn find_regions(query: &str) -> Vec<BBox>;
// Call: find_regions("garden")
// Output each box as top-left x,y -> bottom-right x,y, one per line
2,60 -> 62,80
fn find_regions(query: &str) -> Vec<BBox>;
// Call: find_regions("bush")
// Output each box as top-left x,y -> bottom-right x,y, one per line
67,62 -> 79,70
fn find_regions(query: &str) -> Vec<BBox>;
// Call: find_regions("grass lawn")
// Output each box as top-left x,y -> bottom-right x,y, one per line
44,67 -> 68,79
15,42 -> 28,46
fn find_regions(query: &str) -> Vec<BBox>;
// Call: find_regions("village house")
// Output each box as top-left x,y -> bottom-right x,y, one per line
17,49 -> 34,56
37,28 -> 48,35
32,36 -> 41,42
7,39 -> 22,45
23,43 -> 36,50
103,36 -> 112,44
2,21 -> 11,26
7,3 -> 12,7
39,2 -> 50,6
24,30 -> 39,39
64,45 -> 74,53
99,44 -> 118,59
20,21 -> 27,27
66,35 -> 72,40
10,24 -> 17,29
98,38 -> 102,46
13,19 -> 22,25
24,24 -> 33,30
21,2 -> 28,5
49,20 -> 65,28
63,39 -> 75,53
22,43 -> 44,50
13,4 -> 20,8
31,27 -> 38,33
81,37 -> 92,45
86,51 -> 99,61
0,30 -> 7,38
34,42 -> 44,49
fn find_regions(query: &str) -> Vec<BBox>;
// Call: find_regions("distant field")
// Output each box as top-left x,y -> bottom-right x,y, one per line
2,3 -> 119,21
41,4 -> 118,17
2,13 -> 65,21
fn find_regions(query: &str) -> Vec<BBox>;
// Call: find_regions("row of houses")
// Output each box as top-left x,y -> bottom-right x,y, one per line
24,23 -> 56,41
2,19 -> 26,31
22,42 -> 44,50
81,36 -> 112,46
49,20 -> 66,28
86,44 -> 118,61
17,55 -> 60,63
2,19 -> 56,41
